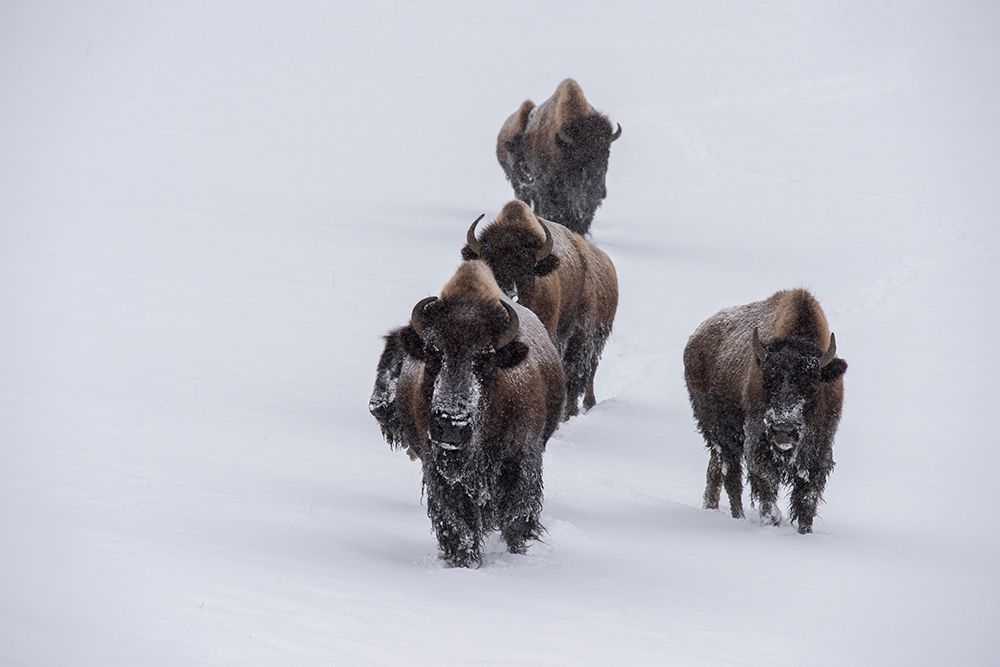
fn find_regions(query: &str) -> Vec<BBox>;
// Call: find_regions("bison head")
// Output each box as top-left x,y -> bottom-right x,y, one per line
752,330 -> 847,452
368,327 -> 410,447
404,295 -> 529,452
534,116 -> 621,234
461,214 -> 559,307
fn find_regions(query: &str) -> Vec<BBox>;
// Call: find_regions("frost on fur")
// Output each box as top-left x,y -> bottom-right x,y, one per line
392,263 -> 565,566
684,289 -> 846,533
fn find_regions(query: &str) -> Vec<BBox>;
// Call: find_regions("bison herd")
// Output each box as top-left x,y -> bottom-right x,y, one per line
368,79 -> 848,567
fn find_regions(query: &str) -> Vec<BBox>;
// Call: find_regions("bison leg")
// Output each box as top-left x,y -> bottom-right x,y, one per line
790,468 -> 830,534
582,326 -> 610,412
424,469 -> 484,568
721,448 -> 745,519
499,452 -> 545,555
430,501 -> 483,567
583,378 -> 597,412
703,447 -> 744,517
561,332 -> 589,420
748,470 -> 782,526
746,422 -> 782,526
703,447 -> 722,510
691,395 -> 745,517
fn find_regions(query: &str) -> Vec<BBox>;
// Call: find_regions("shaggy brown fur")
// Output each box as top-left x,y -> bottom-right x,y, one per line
394,261 -> 565,567
684,289 -> 847,534
462,200 -> 618,419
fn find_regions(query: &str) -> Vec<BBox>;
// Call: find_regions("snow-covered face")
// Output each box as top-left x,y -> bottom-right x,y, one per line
410,301 -> 527,452
463,221 -> 557,309
758,342 -> 823,451
422,330 -> 492,450
475,232 -> 540,306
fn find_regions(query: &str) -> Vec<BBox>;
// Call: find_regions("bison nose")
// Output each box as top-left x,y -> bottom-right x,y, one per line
369,399 -> 390,421
429,410 -> 472,449
767,421 -> 802,450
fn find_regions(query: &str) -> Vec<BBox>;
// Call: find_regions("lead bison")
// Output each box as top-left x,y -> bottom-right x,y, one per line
496,78 -> 621,236
462,200 -> 618,419
393,260 -> 565,567
683,289 -> 848,534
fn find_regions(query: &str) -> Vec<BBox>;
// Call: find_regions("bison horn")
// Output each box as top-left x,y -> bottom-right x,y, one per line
610,123 -> 622,142
752,328 -> 766,363
497,300 -> 520,349
536,219 -> 553,262
410,296 -> 438,337
556,129 -> 573,146
819,332 -> 837,367
466,214 -> 484,256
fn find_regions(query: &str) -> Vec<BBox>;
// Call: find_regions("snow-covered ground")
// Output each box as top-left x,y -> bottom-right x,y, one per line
2,1 -> 998,664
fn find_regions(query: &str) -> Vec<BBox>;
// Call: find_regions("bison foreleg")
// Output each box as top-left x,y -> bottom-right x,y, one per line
789,467 -> 829,534
425,473 -> 484,568
499,452 -> 545,555
749,470 -> 782,526
746,422 -> 782,526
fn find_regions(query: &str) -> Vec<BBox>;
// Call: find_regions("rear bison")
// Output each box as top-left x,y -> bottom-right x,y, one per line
496,78 -> 621,235
395,261 -> 565,566
683,289 -> 847,533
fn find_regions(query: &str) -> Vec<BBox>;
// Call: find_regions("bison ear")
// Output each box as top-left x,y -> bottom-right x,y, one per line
461,245 -> 479,261
496,341 -> 529,369
821,358 -> 847,382
534,254 -> 560,276
399,325 -> 425,361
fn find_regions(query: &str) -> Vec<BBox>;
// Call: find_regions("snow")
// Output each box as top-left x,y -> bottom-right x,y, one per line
2,0 -> 998,664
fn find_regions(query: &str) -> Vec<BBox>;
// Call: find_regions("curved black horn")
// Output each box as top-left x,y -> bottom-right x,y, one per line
535,219 -> 553,262
497,300 -> 520,349
819,332 -> 837,367
610,123 -> 622,142
466,214 -> 484,255
752,328 -> 766,363
410,296 -> 438,336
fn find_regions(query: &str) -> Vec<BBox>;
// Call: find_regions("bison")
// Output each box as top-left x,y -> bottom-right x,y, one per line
683,289 -> 847,534
393,260 -> 565,567
462,200 -> 618,419
496,78 -> 621,236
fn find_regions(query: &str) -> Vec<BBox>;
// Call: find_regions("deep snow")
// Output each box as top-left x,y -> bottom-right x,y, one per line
1,1 -> 998,664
